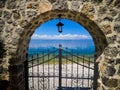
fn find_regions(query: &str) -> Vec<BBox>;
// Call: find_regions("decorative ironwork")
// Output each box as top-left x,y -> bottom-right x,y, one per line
26,45 -> 96,90
56,14 -> 64,33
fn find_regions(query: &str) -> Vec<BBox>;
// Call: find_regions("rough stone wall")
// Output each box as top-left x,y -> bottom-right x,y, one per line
0,0 -> 120,90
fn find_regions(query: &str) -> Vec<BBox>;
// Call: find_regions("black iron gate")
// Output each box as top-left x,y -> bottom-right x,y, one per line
25,45 -> 97,90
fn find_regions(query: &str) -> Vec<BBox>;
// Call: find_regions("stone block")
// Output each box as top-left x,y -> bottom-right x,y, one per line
0,26 -> 3,32
108,59 -> 115,64
10,81 -> 25,90
102,77 -> 118,88
0,58 -> 2,64
7,19 -> 13,24
114,0 -> 120,6
9,73 -> 23,85
109,9 -> 118,17
26,0 -> 38,1
0,19 -> 5,27
106,66 -> 116,76
27,3 -> 38,9
0,66 -> 3,74
12,37 -> 19,45
0,0 -> 6,8
116,58 -> 120,64
118,66 -> 120,75
105,0 -> 113,5
6,0 -> 17,9
114,25 -> 120,33
56,1 -> 68,10
13,12 -> 21,20
15,28 -> 23,35
9,86 -> 19,90
39,0 -> 52,13
103,24 -> 112,35
3,11 -> 12,19
5,26 -> 12,33
71,1 -> 80,11
9,64 -> 23,74
115,14 -> 120,21
110,47 -> 118,57
0,80 -> 9,90
87,14 -> 94,20
9,57 -> 17,64
48,0 -> 56,3
92,0 -> 103,3
107,36 -> 116,44
81,4 -> 95,14
9,48 -> 17,56
0,10 -> 2,17
103,16 -> 113,22
98,6 -> 107,15
27,10 -> 37,17
9,65 -> 18,73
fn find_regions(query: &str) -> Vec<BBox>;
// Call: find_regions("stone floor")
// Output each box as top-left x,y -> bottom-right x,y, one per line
28,63 -> 94,90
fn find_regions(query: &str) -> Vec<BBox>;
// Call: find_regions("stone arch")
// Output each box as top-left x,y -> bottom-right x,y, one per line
18,10 -> 108,60
15,9 -> 107,90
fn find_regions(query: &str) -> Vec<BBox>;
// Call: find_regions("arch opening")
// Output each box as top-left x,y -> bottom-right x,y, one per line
28,18 -> 95,56
19,10 -> 108,59
27,18 -> 96,90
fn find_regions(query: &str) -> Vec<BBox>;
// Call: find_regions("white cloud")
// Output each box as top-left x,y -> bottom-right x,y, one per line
31,34 -> 92,39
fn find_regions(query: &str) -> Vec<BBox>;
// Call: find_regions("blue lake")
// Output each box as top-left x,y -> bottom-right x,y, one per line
28,39 -> 95,56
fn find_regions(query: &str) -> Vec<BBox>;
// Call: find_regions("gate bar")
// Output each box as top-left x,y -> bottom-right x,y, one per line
48,49 -> 50,90
53,47 -> 56,89
59,44 -> 62,90
37,54 -> 40,90
32,55 -> 34,88
93,55 -> 98,90
66,48 -> 68,87
42,51 -> 45,90
25,54 -> 29,90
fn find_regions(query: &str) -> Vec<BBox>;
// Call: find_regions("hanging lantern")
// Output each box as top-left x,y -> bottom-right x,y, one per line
56,14 -> 64,33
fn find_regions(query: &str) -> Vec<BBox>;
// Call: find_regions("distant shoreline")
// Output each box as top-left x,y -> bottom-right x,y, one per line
28,39 -> 95,56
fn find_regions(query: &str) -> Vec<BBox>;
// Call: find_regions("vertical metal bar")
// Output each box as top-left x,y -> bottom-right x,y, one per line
71,50 -> 73,87
66,48 -> 68,87
53,48 -> 55,89
32,55 -> 34,89
25,54 -> 29,90
48,49 -> 50,90
37,54 -> 39,90
93,55 -> 98,90
42,51 -> 44,90
77,53 -> 79,89
88,56 -> 90,87
82,55 -> 84,87
59,44 -> 62,90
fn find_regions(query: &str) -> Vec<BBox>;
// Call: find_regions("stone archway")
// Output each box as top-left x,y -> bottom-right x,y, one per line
23,10 -> 108,90
0,0 -> 120,90
21,10 -> 107,59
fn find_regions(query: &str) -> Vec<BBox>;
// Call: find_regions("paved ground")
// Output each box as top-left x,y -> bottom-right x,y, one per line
28,63 -> 94,90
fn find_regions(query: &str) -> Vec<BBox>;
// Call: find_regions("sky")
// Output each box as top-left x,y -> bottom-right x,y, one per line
31,19 -> 92,40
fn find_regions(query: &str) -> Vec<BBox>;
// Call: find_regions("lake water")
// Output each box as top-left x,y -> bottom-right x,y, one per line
28,39 -> 95,56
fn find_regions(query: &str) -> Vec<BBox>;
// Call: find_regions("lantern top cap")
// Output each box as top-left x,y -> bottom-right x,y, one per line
58,14 -> 62,18
56,14 -> 64,33
56,22 -> 64,26
56,14 -> 64,26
